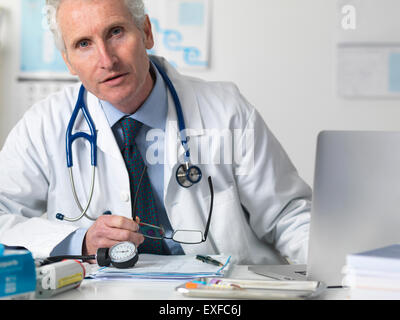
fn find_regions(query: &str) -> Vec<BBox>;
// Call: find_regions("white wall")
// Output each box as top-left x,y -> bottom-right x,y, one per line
0,0 -> 23,143
1,0 -> 400,186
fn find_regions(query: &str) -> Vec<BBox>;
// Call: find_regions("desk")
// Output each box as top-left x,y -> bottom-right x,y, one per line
51,265 -> 349,300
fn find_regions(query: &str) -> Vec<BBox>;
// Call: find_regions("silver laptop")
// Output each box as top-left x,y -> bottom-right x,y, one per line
251,131 -> 400,286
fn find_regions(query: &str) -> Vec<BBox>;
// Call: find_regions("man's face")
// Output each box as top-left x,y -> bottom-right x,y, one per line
58,0 -> 154,112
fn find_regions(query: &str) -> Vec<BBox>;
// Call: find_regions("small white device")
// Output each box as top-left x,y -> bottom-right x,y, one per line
35,260 -> 87,298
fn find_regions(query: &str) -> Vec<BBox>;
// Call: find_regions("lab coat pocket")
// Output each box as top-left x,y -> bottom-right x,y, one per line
212,184 -> 237,207
208,184 -> 252,261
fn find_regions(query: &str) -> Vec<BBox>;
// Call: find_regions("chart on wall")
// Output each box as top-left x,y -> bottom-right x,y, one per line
336,0 -> 400,98
20,0 -> 70,79
144,0 -> 211,70
337,44 -> 400,98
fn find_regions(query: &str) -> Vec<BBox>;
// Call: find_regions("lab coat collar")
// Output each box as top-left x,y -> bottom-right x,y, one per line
150,55 -> 205,136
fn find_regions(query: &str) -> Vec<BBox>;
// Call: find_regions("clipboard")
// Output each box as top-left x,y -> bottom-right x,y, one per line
176,277 -> 326,300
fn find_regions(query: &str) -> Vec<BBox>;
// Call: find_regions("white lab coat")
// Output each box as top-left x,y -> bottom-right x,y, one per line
0,56 -> 311,264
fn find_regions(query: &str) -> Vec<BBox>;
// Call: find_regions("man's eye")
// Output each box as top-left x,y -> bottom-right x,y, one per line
111,28 -> 122,36
78,40 -> 89,48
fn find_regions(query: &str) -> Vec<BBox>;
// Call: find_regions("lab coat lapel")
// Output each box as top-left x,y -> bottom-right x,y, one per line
163,95 -> 215,255
162,61 -> 205,204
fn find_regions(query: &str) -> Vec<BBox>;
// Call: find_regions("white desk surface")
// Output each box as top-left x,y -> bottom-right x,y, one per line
51,264 -> 350,300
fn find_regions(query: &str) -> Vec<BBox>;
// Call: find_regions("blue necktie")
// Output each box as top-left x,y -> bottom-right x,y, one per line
120,117 -> 163,254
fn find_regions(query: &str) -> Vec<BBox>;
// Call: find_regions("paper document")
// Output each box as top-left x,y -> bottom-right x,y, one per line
88,254 -> 232,281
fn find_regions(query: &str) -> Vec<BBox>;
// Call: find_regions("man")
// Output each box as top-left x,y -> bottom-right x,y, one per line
0,0 -> 311,265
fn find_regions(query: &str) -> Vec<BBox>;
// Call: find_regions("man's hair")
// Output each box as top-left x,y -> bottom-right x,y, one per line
45,0 -> 146,52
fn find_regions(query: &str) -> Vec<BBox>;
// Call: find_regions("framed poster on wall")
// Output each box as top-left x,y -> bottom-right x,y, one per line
145,0 -> 211,71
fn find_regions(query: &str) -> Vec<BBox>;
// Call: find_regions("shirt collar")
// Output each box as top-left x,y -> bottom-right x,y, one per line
100,61 -> 168,131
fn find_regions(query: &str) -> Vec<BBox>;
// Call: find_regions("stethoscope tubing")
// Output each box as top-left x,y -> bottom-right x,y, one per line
66,85 -> 97,168
150,58 -> 191,162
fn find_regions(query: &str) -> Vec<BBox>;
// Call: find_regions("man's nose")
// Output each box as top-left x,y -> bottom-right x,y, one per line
97,43 -> 118,70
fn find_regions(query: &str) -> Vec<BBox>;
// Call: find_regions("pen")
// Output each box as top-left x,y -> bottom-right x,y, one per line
196,255 -> 224,267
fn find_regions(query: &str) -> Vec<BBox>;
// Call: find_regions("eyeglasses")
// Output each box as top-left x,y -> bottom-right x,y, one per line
135,176 -> 214,245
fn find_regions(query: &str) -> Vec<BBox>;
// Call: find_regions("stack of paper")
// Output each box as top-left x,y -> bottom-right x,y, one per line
342,244 -> 400,299
88,254 -> 232,281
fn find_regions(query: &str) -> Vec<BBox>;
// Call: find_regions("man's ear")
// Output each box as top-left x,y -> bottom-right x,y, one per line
62,51 -> 78,76
142,15 -> 154,50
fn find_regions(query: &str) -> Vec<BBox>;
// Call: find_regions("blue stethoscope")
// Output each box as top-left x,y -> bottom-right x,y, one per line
56,59 -> 202,222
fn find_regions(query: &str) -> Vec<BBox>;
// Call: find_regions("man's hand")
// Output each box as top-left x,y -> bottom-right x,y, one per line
82,215 -> 144,260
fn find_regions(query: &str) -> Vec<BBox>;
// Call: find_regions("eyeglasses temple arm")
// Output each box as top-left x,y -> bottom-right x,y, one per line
202,176 -> 214,241
139,221 -> 165,233
132,166 -> 147,220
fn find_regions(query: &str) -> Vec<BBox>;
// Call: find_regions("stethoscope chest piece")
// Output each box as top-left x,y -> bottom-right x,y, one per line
176,163 -> 202,188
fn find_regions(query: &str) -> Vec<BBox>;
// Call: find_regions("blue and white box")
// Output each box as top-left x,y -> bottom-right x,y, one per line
0,244 -> 36,299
